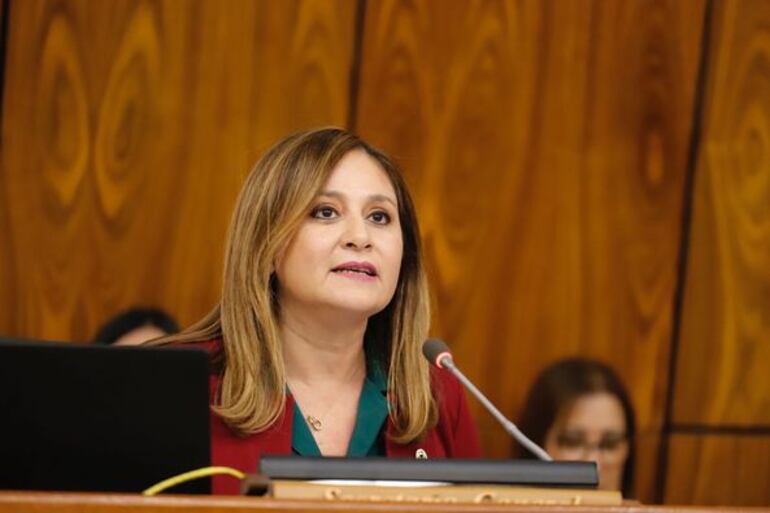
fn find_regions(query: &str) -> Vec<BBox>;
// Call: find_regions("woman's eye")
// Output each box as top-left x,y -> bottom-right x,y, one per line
312,206 -> 338,220
598,436 -> 626,451
369,211 -> 391,225
556,433 -> 585,449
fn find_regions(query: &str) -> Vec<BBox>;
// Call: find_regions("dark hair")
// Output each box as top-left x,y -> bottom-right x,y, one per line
516,358 -> 636,496
93,307 -> 179,345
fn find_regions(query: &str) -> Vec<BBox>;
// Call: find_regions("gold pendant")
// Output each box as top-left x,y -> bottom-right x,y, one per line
306,415 -> 323,431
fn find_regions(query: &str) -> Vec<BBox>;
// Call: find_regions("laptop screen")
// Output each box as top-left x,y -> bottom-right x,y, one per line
0,339 -> 211,494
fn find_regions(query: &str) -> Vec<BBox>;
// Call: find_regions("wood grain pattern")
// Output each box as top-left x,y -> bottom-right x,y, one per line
151,0 -> 356,327
1,491 -> 769,513
673,0 -> 770,426
4,0 -> 768,506
0,0 -> 355,341
355,1 -> 705,502
665,433 -> 770,506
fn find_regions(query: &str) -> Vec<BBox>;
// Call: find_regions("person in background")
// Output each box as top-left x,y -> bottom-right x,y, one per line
151,128 -> 481,494
93,307 -> 179,346
516,358 -> 635,496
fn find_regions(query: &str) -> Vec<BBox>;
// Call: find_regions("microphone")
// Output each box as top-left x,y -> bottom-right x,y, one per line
422,339 -> 552,461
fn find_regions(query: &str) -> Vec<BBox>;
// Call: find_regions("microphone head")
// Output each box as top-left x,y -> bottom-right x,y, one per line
422,339 -> 453,369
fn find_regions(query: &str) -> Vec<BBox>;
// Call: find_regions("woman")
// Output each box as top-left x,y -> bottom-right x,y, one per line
155,128 -> 480,494
516,358 -> 635,496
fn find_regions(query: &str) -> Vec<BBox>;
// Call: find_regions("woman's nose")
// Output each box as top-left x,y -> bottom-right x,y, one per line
342,217 -> 372,249
583,445 -> 602,460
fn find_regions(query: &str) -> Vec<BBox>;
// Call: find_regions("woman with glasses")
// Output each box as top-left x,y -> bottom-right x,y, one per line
515,358 -> 635,496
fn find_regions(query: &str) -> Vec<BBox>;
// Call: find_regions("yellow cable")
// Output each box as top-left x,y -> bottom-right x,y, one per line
142,466 -> 245,496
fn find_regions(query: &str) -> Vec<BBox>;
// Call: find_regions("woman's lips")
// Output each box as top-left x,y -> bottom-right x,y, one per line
331,261 -> 378,280
332,269 -> 378,281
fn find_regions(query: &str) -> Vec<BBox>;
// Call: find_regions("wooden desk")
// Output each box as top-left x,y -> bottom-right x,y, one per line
1,492 -> 768,513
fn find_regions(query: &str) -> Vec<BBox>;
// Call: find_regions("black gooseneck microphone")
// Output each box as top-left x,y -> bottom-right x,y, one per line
422,338 -> 552,461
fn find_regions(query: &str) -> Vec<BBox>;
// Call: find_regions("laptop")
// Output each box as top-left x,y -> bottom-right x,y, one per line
0,338 -> 211,494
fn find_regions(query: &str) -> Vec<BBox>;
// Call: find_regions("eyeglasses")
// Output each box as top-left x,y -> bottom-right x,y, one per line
554,431 -> 628,461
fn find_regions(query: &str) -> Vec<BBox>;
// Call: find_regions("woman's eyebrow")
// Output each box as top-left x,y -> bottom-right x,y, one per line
319,190 -> 397,207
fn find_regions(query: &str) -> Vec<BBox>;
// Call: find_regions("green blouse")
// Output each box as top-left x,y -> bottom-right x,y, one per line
291,364 -> 388,456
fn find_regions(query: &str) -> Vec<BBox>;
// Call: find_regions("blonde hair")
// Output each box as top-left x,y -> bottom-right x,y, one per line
156,128 -> 436,442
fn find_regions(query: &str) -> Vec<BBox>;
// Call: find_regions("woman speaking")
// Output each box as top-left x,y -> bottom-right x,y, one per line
155,128 -> 480,494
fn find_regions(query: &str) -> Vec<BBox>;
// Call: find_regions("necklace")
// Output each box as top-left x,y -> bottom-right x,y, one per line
290,365 -> 365,434
306,415 -> 324,431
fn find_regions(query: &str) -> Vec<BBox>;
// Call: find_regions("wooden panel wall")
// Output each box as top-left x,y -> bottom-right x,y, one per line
1,0 -> 768,506
665,434 -> 770,505
0,0 -> 355,341
663,0 -> 770,506
673,0 -> 770,427
355,0 -> 704,503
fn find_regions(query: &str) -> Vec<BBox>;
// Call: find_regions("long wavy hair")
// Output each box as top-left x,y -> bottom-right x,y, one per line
155,128 -> 436,442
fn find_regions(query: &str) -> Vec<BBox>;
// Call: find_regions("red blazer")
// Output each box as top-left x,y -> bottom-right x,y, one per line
195,339 -> 481,494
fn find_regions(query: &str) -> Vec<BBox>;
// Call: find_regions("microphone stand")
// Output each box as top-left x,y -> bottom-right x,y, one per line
440,356 -> 553,461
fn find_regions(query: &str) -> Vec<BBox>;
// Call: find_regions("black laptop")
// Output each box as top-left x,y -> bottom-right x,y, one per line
0,338 -> 211,493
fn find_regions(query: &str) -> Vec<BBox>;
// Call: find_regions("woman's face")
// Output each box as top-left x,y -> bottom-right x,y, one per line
544,392 -> 629,492
275,149 -> 403,321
